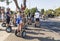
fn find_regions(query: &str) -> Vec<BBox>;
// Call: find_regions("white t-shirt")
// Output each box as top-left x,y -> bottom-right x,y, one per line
34,12 -> 40,18
1,13 -> 4,20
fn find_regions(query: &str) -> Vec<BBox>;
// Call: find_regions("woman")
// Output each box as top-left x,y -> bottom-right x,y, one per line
16,11 -> 23,32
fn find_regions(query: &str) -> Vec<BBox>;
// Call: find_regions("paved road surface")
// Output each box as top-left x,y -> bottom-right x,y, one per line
0,18 -> 60,41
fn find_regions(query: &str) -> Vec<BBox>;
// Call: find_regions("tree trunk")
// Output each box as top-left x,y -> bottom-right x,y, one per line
23,0 -> 26,8
13,0 -> 20,9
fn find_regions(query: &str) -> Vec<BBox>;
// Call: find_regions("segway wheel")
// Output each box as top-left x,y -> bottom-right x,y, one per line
6,26 -> 12,33
21,30 -> 26,38
2,23 -> 6,27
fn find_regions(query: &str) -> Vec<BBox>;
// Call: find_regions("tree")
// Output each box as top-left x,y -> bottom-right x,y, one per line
0,0 -> 12,6
0,0 -> 26,10
24,8 -> 30,15
41,9 -> 44,15
13,0 -> 26,10
13,0 -> 20,9
30,8 -> 37,14
46,9 -> 54,15
0,0 -> 5,2
0,0 -> 20,9
55,7 -> 60,16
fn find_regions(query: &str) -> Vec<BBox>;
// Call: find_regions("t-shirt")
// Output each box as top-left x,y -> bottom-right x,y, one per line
34,12 -> 40,18
6,12 -> 10,18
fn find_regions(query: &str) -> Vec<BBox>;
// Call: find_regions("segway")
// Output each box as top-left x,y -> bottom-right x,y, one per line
1,23 -> 6,27
6,26 -> 12,33
15,28 -> 26,38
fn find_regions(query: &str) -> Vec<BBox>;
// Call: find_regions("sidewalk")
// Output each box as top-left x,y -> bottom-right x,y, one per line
4,27 -> 60,41
0,23 -> 11,41
0,22 -> 60,41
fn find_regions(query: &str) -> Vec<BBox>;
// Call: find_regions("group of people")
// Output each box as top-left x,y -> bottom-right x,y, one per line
0,7 -> 40,32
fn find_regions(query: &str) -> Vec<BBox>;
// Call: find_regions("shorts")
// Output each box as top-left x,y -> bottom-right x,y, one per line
6,18 -> 10,24
36,18 -> 39,22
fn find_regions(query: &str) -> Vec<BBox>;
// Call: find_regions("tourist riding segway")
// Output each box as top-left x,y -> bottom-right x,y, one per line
1,9 -> 6,27
13,13 -> 17,27
15,11 -> 26,38
34,10 -> 40,27
6,8 -> 12,33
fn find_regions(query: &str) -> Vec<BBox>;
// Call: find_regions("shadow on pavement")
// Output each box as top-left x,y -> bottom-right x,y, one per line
40,21 -> 60,32
24,35 -> 60,41
0,29 -> 6,31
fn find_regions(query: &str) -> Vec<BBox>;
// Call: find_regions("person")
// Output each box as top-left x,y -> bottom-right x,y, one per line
6,8 -> 11,27
34,10 -> 40,26
13,12 -> 17,26
16,11 -> 23,32
31,14 -> 34,23
1,10 -> 4,22
22,12 -> 26,26
1,8 -> 6,24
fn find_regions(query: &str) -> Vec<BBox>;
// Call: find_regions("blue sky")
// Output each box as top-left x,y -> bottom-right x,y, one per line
0,0 -> 60,11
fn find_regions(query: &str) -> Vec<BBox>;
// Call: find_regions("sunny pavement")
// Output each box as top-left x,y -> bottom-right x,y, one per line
0,18 -> 60,41
4,26 -> 60,41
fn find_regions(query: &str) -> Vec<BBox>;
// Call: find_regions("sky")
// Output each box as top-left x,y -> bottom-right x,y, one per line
0,0 -> 60,11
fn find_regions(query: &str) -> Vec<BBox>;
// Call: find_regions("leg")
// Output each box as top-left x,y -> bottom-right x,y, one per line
6,18 -> 10,27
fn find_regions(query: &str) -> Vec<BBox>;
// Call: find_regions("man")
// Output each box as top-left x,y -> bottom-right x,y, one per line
34,10 -> 40,27
6,8 -> 11,27
34,10 -> 40,22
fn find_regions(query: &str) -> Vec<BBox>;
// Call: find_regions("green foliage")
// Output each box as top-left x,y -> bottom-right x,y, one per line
10,11 -> 14,14
55,7 -> 60,16
0,0 -> 12,5
6,0 -> 12,5
41,9 -> 44,15
30,8 -> 37,14
43,7 -> 60,17
24,8 -> 30,15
